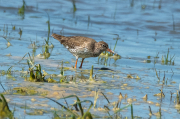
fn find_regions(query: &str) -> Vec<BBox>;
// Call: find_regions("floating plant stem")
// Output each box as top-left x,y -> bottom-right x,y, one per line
46,97 -> 78,117
72,0 -> 77,13
89,65 -> 94,81
101,92 -> 110,104
18,52 -> 29,63
62,94 -> 69,109
18,0 -> 26,15
61,61 -> 64,76
131,104 -> 133,119
18,28 -> 22,39
104,105 -> 111,118
159,107 -> 162,118
0,82 -> 6,92
149,106 -> 152,116
116,100 -> 121,108
45,12 -> 51,44
177,90 -> 180,104
7,66 -> 13,75
93,89 -> 99,108
111,104 -> 131,116
113,38 -> 118,52
12,25 -> 15,30
155,69 -> 160,81
43,45 -> 50,59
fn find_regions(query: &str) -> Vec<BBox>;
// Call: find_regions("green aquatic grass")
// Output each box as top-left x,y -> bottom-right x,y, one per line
5,67 -> 17,81
0,82 -> 6,92
0,94 -> 13,119
161,48 -> 175,65
7,66 -> 13,75
59,61 -> 68,83
18,28 -> 23,39
110,104 -> 132,117
60,61 -> 64,76
176,90 -> 180,105
113,38 -> 118,52
155,69 -> 160,81
20,53 -> 47,82
18,0 -> 25,14
101,92 -> 110,104
93,89 -> 99,108
149,106 -> 152,116
98,56 -> 108,66
18,0 -> 26,19
41,14 -> 54,59
43,45 -> 50,59
46,95 -> 93,118
45,13 -> 51,45
89,65 -> 94,81
20,52 -> 66,83
72,0 -> 77,13
12,25 -> 15,30
131,104 -> 133,119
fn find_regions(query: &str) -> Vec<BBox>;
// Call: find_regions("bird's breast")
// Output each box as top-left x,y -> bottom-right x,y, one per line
68,47 -> 93,58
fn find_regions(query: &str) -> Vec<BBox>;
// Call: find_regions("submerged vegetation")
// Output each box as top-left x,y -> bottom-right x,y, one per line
41,15 -> 54,59
46,94 -> 133,119
47,95 -> 93,118
161,48 -> 175,65
18,0 -> 26,19
0,94 -> 13,119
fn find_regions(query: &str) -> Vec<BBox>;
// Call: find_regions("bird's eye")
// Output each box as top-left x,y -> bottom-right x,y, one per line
102,44 -> 105,47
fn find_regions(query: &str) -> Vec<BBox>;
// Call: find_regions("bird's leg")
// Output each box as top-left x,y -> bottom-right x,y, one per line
79,58 -> 85,68
74,57 -> 78,68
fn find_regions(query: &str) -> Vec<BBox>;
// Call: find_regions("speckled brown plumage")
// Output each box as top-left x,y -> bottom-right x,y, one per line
52,33 -> 96,49
52,33 -> 117,68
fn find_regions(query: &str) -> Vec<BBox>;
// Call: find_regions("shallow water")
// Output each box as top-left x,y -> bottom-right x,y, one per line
0,0 -> 180,118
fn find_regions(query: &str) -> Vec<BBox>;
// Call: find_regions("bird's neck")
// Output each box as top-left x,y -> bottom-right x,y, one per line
93,44 -> 103,57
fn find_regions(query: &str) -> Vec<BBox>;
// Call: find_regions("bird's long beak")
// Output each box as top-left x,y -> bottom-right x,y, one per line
106,48 -> 118,55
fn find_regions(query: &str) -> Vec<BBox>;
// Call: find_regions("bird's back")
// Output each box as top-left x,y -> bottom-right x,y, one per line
52,33 -> 96,48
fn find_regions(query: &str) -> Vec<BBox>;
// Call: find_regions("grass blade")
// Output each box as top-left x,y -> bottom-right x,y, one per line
111,104 -> 131,116
101,92 -> 110,104
72,100 -> 93,112
47,95 -> 84,116
131,104 -> 133,119
45,97 -> 78,117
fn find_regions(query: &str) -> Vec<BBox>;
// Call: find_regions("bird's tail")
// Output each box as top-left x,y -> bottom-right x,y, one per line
51,33 -> 66,44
